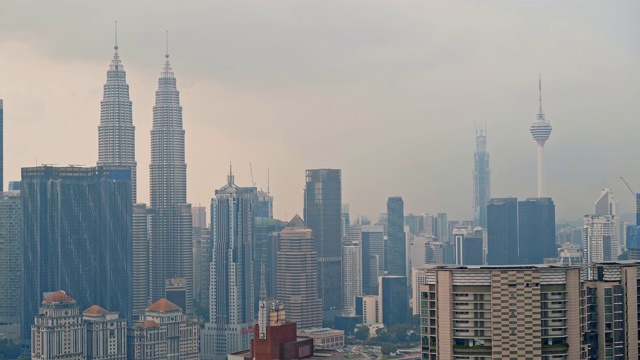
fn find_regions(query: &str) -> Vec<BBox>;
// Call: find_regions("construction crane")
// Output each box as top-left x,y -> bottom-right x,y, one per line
620,176 -> 636,197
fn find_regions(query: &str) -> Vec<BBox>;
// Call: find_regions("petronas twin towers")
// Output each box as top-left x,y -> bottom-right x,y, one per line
97,31 -> 192,314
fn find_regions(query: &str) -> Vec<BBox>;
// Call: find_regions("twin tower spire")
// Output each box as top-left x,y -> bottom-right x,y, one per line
97,22 -> 183,205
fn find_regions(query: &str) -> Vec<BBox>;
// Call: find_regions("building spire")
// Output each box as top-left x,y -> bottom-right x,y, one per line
227,163 -> 234,185
537,73 -> 545,121
114,21 -> 118,52
165,30 -> 169,59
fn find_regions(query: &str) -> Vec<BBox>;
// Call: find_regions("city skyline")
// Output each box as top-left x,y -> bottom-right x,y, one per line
1,1 -> 639,222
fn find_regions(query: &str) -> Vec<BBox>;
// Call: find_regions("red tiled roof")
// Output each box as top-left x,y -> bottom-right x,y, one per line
135,320 -> 159,328
146,298 -> 181,312
83,305 -> 108,315
43,290 -> 75,303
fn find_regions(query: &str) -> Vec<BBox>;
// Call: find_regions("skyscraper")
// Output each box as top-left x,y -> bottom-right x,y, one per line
21,166 -> 132,346
0,190 -> 21,342
202,171 -> 257,359
379,276 -> 407,327
473,124 -> 491,226
518,197 -> 556,264
386,197 -> 405,276
487,197 -> 518,265
132,204 -> 152,318
304,169 -> 342,316
530,75 -> 553,197
276,215 -> 322,329
342,226 -> 362,315
361,225 -> 384,295
149,48 -> 193,307
253,217 -> 285,316
0,99 -> 3,192
97,29 -> 137,202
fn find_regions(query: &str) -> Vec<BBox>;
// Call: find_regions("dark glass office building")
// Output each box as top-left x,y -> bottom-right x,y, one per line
381,276 -> 408,326
21,166 -> 132,346
304,169 -> 342,314
386,197 -> 405,276
518,197 -> 556,264
0,99 -> 3,192
487,198 -> 518,265
253,216 -> 285,316
361,226 -> 384,295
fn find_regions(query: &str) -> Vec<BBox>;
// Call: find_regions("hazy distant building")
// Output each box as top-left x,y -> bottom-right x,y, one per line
404,214 -> 425,236
22,166 -> 132,346
518,197 -> 556,264
128,298 -> 199,360
304,169 -> 342,316
386,197 -> 405,276
379,276 -> 407,327
31,291 -> 86,360
83,305 -> 127,360
192,206 -> 207,228
256,190 -> 273,219
133,204 -> 152,318
253,217 -> 285,317
193,227 -> 211,312
425,241 -> 445,264
473,125 -> 491,227
436,213 -> 449,243
165,278 -> 187,314
341,204 -> 350,239
487,197 -> 518,265
97,38 -> 137,202
361,225 -> 384,295
276,215 -> 322,329
149,50 -> 193,308
408,235 -> 429,270
453,227 -> 483,265
202,171 -> 257,359
418,264 -> 583,359
583,215 -> 618,266
583,261 -> 640,359
0,190 -> 21,342
342,227 -> 362,315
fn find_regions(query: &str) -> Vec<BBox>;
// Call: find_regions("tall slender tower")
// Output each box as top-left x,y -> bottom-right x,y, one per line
97,23 -> 137,202
530,75 -> 552,197
473,124 -> 490,227
149,39 -> 192,309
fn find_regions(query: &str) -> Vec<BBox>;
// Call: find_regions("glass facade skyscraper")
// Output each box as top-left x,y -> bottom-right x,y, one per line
202,172 -> 257,359
487,197 -> 518,265
0,190 -> 21,342
304,169 -> 342,315
518,197 -> 556,264
0,99 -> 3,192
473,126 -> 490,227
386,197 -> 405,276
21,166 -> 132,347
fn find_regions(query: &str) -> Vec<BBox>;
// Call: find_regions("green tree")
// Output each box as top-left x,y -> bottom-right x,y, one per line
355,326 -> 370,341
380,342 -> 398,355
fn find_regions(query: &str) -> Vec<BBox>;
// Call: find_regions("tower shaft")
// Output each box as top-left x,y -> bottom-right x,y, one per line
537,143 -> 544,197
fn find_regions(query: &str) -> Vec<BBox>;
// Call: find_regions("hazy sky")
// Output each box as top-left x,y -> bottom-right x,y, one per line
1,1 -> 639,222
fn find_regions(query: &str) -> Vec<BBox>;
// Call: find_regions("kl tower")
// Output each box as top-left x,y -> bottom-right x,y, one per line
530,75 -> 552,197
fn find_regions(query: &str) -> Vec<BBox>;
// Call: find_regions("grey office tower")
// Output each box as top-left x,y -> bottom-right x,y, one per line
487,198 -> 518,265
518,197 -> 556,264
304,169 -> 342,315
0,99 -> 3,192
149,50 -> 193,309
386,197 -> 405,276
21,166 -> 132,347
473,125 -> 490,227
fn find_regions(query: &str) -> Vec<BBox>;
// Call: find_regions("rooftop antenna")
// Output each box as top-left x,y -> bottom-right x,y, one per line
267,168 -> 270,195
165,30 -> 169,59
114,21 -> 118,52
537,73 -> 545,120
250,162 -> 255,187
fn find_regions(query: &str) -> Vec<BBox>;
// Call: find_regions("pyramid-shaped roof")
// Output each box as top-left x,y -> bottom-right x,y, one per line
84,305 -> 109,315
146,298 -> 182,312
43,290 -> 75,303
285,214 -> 306,229
135,320 -> 159,328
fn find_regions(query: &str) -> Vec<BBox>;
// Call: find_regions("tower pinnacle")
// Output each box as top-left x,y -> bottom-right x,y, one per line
165,30 -> 169,59
114,21 -> 118,52
530,74 -> 552,197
